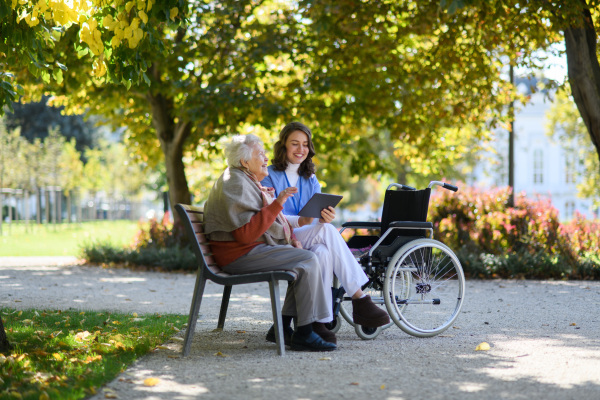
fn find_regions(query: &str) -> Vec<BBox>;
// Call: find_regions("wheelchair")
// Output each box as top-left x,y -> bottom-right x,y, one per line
326,181 -> 465,340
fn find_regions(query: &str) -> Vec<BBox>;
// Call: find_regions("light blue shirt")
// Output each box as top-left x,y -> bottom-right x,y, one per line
261,165 -> 321,216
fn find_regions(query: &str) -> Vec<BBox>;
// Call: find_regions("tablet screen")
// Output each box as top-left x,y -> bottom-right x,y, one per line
298,193 -> 343,218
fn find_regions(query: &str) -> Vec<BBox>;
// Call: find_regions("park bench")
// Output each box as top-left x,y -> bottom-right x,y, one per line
175,204 -> 297,356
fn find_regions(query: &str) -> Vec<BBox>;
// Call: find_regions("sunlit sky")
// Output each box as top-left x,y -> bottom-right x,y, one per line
516,43 -> 568,83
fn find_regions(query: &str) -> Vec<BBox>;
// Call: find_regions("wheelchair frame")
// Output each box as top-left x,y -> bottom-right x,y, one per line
329,181 -> 466,340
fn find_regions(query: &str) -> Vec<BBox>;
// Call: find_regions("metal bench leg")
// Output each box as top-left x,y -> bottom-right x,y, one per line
217,285 -> 232,330
182,269 -> 207,357
268,279 -> 285,356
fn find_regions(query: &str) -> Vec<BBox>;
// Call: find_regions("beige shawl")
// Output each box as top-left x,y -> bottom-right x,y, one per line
203,167 -> 289,245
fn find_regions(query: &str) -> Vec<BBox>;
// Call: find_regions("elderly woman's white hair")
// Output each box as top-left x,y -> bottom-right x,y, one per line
224,134 -> 263,168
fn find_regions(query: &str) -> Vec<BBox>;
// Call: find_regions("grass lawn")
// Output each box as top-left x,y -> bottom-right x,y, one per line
1,308 -> 186,399
0,221 -> 140,257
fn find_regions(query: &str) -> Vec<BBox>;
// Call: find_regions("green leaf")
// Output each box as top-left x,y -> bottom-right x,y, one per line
52,68 -> 63,84
41,70 -> 51,84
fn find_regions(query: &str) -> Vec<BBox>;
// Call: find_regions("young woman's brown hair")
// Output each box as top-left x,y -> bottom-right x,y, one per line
271,121 -> 316,179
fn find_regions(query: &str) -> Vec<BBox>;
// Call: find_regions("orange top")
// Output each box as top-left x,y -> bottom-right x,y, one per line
210,201 -> 291,266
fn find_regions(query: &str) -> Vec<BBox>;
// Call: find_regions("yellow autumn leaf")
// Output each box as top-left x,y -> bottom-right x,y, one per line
39,391 -> 50,400
570,323 -> 577,326
52,353 -> 63,361
475,342 -> 491,351
214,351 -> 228,357
380,384 -> 385,390
170,7 -> 178,21
125,1 -> 135,13
138,10 -> 148,24
143,377 -> 160,387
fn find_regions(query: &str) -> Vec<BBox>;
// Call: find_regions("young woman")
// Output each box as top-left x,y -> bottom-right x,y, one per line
261,122 -> 389,343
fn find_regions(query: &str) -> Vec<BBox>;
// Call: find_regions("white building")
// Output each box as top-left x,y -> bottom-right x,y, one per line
468,80 -> 598,221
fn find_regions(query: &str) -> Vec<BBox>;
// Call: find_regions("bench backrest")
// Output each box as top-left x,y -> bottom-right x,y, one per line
175,203 -> 222,277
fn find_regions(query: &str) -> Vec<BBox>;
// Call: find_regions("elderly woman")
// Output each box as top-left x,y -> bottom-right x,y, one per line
261,122 -> 390,344
203,134 -> 336,352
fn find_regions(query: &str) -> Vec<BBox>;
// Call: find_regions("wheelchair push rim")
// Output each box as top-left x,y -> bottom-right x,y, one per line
384,238 -> 465,338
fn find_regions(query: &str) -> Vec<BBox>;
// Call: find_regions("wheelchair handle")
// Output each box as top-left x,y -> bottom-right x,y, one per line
386,183 -> 416,191
428,181 -> 458,192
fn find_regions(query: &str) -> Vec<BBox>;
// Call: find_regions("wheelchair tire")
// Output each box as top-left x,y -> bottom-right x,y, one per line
384,238 -> 465,338
325,314 -> 343,334
335,277 -> 394,331
354,324 -> 382,340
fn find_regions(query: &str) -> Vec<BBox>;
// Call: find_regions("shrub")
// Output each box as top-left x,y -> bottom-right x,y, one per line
80,212 -> 196,272
429,185 -> 597,279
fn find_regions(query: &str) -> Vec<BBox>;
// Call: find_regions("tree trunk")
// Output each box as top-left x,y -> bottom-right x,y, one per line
147,90 -> 192,225
0,315 -> 11,353
36,187 -> 41,224
564,6 -> 600,167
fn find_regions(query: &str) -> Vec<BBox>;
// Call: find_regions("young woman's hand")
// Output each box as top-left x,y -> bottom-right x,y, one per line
291,239 -> 303,249
276,187 -> 298,206
319,206 -> 336,224
298,216 -> 314,226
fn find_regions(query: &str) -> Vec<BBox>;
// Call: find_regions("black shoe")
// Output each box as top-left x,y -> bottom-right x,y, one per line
265,325 -> 293,346
290,331 -> 337,352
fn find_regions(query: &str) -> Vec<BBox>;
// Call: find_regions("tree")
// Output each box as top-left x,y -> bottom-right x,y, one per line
546,88 -> 600,207
3,1 -> 312,219
438,0 -> 600,173
7,0 -> 598,216
59,138 -> 85,222
0,315 -> 10,353
0,118 -> 24,233
4,97 -> 98,153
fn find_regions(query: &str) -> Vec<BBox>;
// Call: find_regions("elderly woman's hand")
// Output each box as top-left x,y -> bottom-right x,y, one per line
276,187 -> 298,206
291,239 -> 303,249
319,206 -> 336,224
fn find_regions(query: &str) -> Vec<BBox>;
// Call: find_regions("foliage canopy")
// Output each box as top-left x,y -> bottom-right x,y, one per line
2,0 -> 600,209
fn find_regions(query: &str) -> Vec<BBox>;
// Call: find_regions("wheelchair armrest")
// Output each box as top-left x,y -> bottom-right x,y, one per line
341,221 -> 381,229
388,221 -> 433,229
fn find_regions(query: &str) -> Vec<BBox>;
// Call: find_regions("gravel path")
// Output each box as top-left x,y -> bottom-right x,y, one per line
2,257 -> 600,399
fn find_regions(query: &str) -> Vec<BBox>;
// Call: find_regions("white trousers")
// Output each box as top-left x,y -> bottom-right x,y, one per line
293,223 -> 369,323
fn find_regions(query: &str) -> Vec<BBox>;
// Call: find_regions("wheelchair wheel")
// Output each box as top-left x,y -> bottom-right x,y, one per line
335,277 -> 394,336
325,314 -> 343,333
384,238 -> 465,338
354,324 -> 382,340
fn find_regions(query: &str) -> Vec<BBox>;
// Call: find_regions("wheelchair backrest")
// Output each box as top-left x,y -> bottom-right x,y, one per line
381,188 -> 431,239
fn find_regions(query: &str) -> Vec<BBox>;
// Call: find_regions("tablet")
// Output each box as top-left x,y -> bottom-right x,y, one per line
298,193 -> 343,218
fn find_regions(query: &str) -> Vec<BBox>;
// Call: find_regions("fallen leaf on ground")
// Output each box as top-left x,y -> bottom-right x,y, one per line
570,323 -> 577,326
475,342 -> 490,351
143,378 -> 160,387
214,351 -> 228,357
319,357 -> 331,361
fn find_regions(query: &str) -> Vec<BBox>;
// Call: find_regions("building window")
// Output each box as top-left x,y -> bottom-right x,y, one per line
533,149 -> 544,184
564,201 -> 575,220
565,153 -> 576,184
